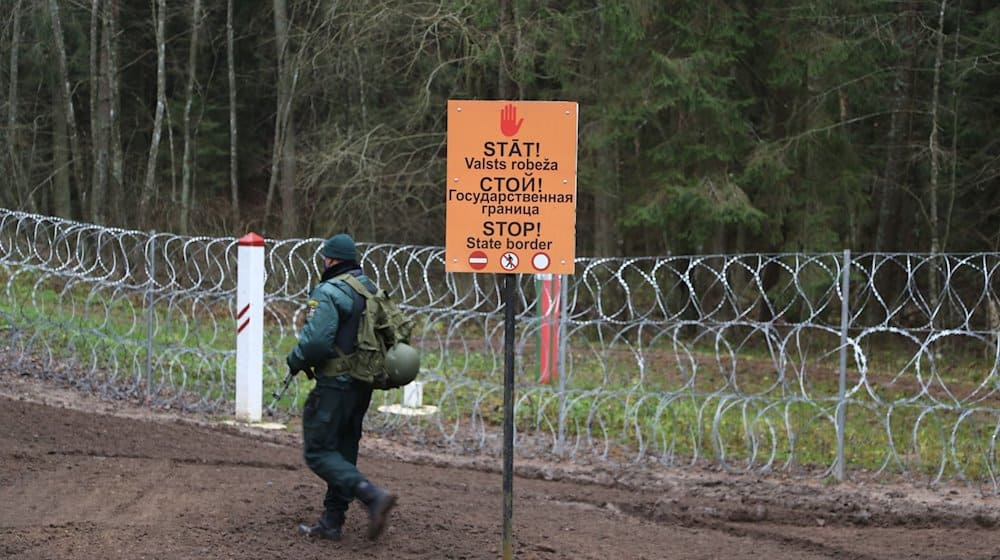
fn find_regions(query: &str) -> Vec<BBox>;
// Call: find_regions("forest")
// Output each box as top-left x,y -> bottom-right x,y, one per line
1,0 -> 998,256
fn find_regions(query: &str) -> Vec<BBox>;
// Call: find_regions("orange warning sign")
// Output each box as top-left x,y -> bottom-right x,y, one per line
445,100 -> 578,274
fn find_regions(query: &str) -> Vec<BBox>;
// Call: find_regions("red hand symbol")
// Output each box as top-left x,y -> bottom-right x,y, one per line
500,104 -> 523,136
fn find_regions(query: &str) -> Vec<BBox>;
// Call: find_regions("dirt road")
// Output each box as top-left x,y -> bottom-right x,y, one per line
2,372 -> 1000,559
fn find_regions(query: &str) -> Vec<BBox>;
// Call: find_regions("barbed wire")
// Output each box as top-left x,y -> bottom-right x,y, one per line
2,208 -> 1000,488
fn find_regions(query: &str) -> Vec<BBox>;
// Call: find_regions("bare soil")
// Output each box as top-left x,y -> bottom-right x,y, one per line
3,371 -> 1000,560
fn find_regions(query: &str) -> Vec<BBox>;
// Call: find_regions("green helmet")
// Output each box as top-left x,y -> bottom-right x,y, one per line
384,342 -> 420,387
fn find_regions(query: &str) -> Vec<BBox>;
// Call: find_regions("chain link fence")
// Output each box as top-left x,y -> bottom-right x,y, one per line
2,208 -> 1000,487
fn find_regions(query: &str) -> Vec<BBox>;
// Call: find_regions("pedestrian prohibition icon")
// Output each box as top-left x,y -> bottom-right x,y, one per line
500,252 -> 519,270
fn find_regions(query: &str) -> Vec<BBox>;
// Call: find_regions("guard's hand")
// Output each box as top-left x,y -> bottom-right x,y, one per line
286,357 -> 316,380
286,355 -> 305,377
287,367 -> 315,380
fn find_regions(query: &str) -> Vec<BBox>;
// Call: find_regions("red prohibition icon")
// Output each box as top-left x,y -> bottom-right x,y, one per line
469,251 -> 488,270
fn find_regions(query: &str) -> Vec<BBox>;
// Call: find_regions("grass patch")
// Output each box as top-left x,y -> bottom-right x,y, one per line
2,266 -> 998,480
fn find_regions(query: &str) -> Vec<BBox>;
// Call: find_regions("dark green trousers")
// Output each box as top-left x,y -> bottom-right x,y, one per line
302,374 -> 374,519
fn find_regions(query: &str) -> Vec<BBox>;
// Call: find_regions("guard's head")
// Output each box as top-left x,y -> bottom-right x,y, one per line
322,233 -> 357,261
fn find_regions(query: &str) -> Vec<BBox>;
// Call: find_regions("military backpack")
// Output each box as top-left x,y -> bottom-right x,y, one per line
333,273 -> 420,389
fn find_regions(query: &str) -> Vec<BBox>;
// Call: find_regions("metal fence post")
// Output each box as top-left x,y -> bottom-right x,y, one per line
556,273 -> 569,457
835,249 -> 851,481
145,230 -> 156,401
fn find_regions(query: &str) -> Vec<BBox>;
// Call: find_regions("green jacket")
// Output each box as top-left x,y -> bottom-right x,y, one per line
287,271 -> 372,375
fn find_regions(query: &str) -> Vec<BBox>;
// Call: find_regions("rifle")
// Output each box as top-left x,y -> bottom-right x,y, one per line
265,368 -> 296,416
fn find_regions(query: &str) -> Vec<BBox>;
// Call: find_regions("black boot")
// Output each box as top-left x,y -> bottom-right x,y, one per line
355,481 -> 398,540
298,511 -> 344,541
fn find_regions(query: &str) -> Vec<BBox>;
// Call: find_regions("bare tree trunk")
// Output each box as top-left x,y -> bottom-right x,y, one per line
226,0 -> 240,221
926,0 -> 948,327
839,90 -> 860,249
280,122 -> 297,238
180,0 -> 203,234
942,5 -> 962,253
873,2 -> 917,253
166,95 -> 178,200
52,79 -> 72,217
107,0 -> 124,223
928,0 -> 947,257
47,0 -> 87,217
88,1 -> 97,203
90,0 -> 109,224
141,0 -> 167,218
87,0 -> 121,224
5,0 -> 27,209
264,0 -> 284,223
264,121 -> 280,221
270,0 -> 298,238
498,0 -> 513,99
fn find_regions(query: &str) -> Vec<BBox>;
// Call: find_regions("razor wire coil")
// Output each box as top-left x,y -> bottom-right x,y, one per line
2,208 -> 1000,488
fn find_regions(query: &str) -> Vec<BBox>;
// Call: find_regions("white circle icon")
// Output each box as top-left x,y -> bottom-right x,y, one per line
532,252 -> 550,271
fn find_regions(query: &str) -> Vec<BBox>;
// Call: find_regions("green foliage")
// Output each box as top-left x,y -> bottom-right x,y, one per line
3,0 -> 999,253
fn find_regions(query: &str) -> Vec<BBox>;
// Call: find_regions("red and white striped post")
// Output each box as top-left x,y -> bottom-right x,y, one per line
236,232 -> 265,422
536,274 -> 562,385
